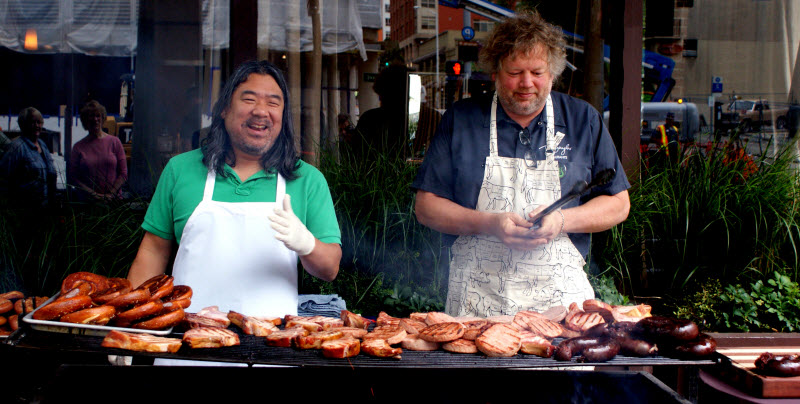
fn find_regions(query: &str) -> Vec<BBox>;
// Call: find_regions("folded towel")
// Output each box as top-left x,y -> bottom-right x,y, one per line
297,294 -> 347,318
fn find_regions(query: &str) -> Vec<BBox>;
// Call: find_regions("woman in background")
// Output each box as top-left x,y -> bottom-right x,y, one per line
69,100 -> 128,201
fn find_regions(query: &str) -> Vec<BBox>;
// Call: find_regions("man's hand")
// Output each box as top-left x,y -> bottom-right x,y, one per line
483,207 -> 564,250
482,212 -> 539,250
269,194 -> 315,256
526,206 -> 563,244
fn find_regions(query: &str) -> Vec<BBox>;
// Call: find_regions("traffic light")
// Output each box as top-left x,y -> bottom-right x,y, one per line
445,61 -> 463,77
458,45 -> 479,62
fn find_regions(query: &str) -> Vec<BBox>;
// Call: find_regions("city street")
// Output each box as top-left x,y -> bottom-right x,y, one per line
696,128 -> 800,168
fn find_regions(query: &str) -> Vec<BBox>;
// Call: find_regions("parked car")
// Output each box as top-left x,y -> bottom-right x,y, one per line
603,101 -> 700,144
640,102 -> 700,143
726,100 -> 789,132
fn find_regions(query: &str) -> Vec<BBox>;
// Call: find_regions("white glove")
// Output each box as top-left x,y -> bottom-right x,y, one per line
269,194 -> 316,256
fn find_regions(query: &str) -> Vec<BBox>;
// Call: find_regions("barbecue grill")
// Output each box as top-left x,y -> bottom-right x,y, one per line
6,327 -> 716,369
2,324 -> 716,403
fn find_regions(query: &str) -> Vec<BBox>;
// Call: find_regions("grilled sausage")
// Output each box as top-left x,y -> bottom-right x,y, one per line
669,333 -> 716,358
756,353 -> 800,377
634,316 -> 699,342
583,322 -> 610,337
579,338 -> 620,363
554,336 -> 604,361
617,335 -> 658,357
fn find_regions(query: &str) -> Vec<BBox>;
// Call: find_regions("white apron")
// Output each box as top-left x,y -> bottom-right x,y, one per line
156,170 -> 298,367
446,93 -> 594,317
174,170 -> 299,316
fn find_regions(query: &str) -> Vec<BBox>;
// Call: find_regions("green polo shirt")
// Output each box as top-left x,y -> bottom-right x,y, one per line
143,148 -> 341,245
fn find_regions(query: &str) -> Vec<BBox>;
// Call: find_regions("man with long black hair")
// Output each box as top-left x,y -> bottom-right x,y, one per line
127,60 -> 341,320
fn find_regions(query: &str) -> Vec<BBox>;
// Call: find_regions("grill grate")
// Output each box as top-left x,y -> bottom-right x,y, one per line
6,327 -> 718,369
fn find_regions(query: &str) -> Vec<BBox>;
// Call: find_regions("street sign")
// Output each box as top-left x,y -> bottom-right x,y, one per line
364,72 -> 377,82
461,26 -> 475,41
712,76 -> 723,93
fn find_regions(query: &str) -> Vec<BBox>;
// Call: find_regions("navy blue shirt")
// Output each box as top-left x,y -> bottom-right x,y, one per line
412,91 -> 631,258
0,136 -> 57,207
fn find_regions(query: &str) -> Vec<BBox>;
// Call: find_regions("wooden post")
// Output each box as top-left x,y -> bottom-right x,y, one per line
607,0 -> 643,181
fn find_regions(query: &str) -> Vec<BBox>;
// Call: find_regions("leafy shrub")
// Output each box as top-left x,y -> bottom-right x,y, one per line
316,143 -> 448,313
382,282 -> 444,316
589,273 -> 630,306
597,137 -> 800,303
1,201 -> 146,295
719,271 -> 800,332
673,278 -> 726,330
674,271 -> 800,332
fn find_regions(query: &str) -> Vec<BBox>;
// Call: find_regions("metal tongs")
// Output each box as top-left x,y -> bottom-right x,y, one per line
529,168 -> 616,229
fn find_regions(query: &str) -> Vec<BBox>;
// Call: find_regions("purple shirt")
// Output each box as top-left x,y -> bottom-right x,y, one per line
69,134 -> 127,195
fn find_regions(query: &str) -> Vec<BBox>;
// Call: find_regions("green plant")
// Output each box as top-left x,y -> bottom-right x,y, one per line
598,136 -> 800,305
675,271 -> 800,332
315,140 -> 448,313
589,273 -> 630,306
741,271 -> 800,331
673,278 -> 725,330
383,283 -> 444,316
1,200 -> 146,296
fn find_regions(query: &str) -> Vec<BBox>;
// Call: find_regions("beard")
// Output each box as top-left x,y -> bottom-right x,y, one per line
495,80 -> 551,119
230,119 -> 278,157
234,137 -> 274,156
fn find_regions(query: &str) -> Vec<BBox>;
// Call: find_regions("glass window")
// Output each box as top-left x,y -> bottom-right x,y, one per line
474,20 -> 495,32
421,16 -> 435,30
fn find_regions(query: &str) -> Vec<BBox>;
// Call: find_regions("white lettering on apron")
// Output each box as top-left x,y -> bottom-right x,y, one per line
446,93 -> 594,317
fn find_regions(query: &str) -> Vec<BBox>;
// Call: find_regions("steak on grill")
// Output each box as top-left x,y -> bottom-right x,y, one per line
475,323 -> 521,357
101,330 -> 182,353
182,327 -> 240,348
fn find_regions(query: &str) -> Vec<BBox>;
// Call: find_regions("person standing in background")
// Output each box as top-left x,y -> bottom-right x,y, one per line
353,64 -> 410,160
0,107 -> 57,208
652,112 -> 679,161
69,100 -> 128,202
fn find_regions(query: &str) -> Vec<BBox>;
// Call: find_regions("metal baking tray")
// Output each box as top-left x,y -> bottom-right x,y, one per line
23,294 -> 173,337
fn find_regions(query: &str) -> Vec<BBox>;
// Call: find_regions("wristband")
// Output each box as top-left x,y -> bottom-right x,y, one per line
557,210 -> 565,235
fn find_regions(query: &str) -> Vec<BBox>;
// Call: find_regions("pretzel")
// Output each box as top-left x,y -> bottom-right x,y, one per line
59,305 -> 116,325
105,289 -> 151,309
60,272 -> 111,297
93,278 -> 132,305
32,296 -> 93,321
114,300 -> 164,327
161,285 -> 192,310
132,308 -> 185,330
136,274 -> 174,301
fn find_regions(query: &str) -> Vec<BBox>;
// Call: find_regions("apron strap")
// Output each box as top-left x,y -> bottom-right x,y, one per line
203,170 -> 216,201
544,95 -> 556,162
490,93 -> 499,158
275,173 -> 286,203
